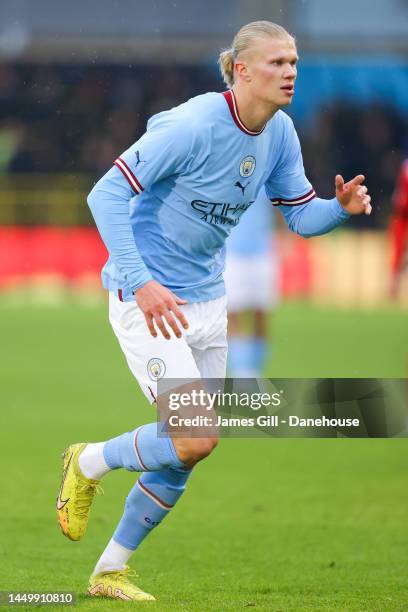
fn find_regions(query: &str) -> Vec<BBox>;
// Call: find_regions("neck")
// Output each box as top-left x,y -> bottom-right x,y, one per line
232,85 -> 279,132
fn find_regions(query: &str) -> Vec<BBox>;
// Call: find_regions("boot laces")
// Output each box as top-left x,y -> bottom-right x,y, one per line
75,481 -> 104,517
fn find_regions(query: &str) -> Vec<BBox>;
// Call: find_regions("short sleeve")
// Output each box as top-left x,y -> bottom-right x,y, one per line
113,111 -> 196,194
265,116 -> 315,206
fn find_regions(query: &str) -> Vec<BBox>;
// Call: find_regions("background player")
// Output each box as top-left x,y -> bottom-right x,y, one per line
389,157 -> 408,298
225,186 -> 278,377
56,20 -> 372,602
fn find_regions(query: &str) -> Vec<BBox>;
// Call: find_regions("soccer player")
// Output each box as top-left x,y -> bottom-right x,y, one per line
389,157 -> 408,298
56,21 -> 372,602
225,186 -> 278,377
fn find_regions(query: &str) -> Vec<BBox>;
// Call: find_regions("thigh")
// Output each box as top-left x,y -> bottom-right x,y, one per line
190,295 -> 228,382
109,292 -> 201,403
191,345 -> 228,381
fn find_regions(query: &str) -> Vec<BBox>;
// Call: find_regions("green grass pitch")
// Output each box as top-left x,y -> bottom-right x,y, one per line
0,301 -> 407,611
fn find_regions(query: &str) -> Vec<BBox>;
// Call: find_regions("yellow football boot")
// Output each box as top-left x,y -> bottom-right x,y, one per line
56,443 -> 102,541
88,567 -> 156,601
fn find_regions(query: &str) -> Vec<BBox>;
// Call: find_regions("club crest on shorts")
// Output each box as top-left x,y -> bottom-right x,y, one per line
239,155 -> 256,178
147,357 -> 166,381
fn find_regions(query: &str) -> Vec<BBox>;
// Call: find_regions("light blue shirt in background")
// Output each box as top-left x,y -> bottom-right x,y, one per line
227,187 -> 274,256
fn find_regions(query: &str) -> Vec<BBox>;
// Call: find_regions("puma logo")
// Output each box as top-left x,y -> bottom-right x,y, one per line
235,181 -> 250,195
56,452 -> 72,510
135,150 -> 146,167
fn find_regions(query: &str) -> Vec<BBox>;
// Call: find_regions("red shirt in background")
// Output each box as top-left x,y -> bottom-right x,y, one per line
390,159 -> 408,280
392,159 -> 408,218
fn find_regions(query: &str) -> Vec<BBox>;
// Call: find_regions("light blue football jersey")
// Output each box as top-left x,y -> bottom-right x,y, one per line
88,89 -> 349,302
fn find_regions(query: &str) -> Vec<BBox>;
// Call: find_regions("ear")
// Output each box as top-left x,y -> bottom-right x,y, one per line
234,59 -> 251,83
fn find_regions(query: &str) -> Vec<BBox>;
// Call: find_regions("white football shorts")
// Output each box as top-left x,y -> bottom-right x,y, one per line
109,291 -> 228,404
224,252 -> 278,312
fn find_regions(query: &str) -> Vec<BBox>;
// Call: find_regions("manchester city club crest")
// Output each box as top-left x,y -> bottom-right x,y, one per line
147,357 -> 166,381
239,155 -> 256,178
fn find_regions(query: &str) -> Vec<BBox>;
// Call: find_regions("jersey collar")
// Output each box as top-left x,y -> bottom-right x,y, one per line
222,89 -> 266,136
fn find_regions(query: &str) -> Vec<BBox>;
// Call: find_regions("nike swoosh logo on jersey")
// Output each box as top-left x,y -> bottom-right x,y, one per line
56,452 -> 73,510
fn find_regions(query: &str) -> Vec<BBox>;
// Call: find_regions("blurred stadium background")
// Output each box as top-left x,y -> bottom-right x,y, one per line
1,4 -> 408,610
1,0 -> 408,308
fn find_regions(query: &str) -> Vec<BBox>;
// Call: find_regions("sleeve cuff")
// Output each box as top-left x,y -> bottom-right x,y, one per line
335,198 -> 351,220
127,270 -> 154,293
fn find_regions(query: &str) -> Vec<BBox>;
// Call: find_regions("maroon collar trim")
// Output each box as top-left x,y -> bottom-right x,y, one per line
222,89 -> 266,136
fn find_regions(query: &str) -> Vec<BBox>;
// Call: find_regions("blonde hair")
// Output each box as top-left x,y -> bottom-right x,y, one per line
218,21 -> 295,88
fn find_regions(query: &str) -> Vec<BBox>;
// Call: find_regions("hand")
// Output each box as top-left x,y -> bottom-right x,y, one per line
134,280 -> 189,340
335,174 -> 372,216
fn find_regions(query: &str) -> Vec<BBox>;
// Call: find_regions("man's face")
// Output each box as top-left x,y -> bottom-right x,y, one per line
238,36 -> 298,108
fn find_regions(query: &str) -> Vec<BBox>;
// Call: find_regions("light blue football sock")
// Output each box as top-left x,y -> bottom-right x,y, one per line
228,336 -> 269,377
103,422 -> 185,472
227,336 -> 254,377
252,337 -> 268,374
113,466 -> 192,550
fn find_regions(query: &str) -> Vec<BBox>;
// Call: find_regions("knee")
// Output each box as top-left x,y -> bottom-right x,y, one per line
174,436 -> 219,466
